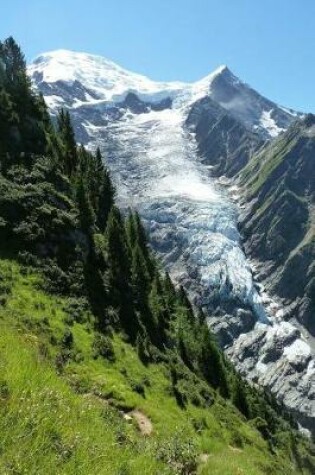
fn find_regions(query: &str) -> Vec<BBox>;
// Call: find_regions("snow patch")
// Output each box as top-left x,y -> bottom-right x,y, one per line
44,94 -> 65,109
260,109 -> 285,137
283,338 -> 311,363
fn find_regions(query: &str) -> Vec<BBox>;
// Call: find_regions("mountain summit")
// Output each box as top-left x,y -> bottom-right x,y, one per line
29,50 -> 299,139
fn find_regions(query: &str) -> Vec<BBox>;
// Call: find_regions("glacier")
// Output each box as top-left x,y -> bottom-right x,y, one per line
29,50 -> 315,434
89,101 -> 269,319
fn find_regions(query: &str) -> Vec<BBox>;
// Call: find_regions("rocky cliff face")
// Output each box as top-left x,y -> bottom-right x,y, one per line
239,115 -> 315,336
29,50 -> 315,434
186,95 -> 263,177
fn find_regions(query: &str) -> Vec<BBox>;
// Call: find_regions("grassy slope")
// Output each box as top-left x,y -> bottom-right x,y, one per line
240,129 -> 299,199
0,259 -> 311,475
239,119 -> 315,324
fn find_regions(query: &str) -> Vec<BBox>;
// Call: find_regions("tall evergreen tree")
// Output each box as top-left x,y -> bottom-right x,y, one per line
131,243 -> 150,311
96,166 -> 115,232
163,272 -> 177,315
0,87 -> 17,162
233,377 -> 250,419
199,324 -> 230,398
148,273 -> 170,347
0,37 -> 28,90
57,109 -> 77,177
76,178 -> 96,234
105,207 -> 135,337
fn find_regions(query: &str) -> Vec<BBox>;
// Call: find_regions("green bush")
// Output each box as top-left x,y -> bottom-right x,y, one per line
156,429 -> 198,474
92,334 -> 115,362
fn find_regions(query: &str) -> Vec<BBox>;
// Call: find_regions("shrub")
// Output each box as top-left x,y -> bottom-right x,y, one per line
156,429 -> 198,474
130,380 -> 145,397
63,297 -> 90,324
61,328 -> 73,349
0,379 -> 10,400
92,334 -> 115,361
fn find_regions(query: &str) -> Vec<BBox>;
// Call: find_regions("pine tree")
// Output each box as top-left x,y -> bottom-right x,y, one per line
131,243 -> 150,311
57,109 -> 78,177
199,324 -> 230,397
133,212 -> 153,273
163,272 -> 177,315
0,87 -> 17,163
76,178 -> 96,234
105,207 -> 136,337
125,212 -> 137,248
0,37 -> 47,161
232,377 -> 250,418
96,166 -> 115,232
177,285 -> 195,324
84,234 -> 109,330
0,37 -> 28,90
147,274 -> 168,347
0,57 -> 6,85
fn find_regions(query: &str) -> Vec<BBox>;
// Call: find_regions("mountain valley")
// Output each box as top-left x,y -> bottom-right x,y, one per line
29,50 -> 315,434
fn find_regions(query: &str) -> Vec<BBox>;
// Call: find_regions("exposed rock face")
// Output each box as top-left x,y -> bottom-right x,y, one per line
29,50 -> 315,434
239,115 -> 315,336
208,67 -> 299,139
186,96 -> 263,176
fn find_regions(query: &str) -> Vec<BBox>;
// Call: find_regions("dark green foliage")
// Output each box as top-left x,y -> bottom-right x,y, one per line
198,324 -> 230,398
232,376 -> 250,418
61,328 -> 74,350
130,380 -> 145,397
92,334 -> 115,361
0,37 -> 47,164
105,207 -> 135,337
156,429 -> 198,474
76,178 -> 96,234
57,109 -> 77,177
0,379 -> 10,400
94,148 -> 115,232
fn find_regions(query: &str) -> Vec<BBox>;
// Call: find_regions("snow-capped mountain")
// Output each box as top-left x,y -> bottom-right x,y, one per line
30,50 -> 187,107
29,50 -> 314,434
29,50 -> 299,139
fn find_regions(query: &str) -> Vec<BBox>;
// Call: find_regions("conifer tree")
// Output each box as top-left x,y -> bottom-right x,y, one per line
105,207 -> 135,337
0,87 -> 16,162
147,274 -> 167,347
0,37 -> 28,91
133,212 -> 153,274
125,212 -> 137,249
177,285 -> 195,324
199,324 -> 230,398
163,272 -> 177,315
131,243 -> 150,311
76,178 -> 96,234
57,109 -> 77,177
233,377 -> 250,419
96,166 -> 115,232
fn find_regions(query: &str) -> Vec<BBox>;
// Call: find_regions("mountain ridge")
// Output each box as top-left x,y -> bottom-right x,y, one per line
29,49 -> 300,139
239,114 -> 315,336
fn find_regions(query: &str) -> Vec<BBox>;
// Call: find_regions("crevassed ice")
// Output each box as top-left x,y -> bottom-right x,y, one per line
87,97 -> 270,323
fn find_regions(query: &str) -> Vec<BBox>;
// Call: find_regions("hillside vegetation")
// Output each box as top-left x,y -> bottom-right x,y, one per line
0,37 -> 314,474
240,115 -> 315,333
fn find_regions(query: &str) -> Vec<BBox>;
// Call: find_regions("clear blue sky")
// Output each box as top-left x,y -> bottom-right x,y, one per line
1,0 -> 315,111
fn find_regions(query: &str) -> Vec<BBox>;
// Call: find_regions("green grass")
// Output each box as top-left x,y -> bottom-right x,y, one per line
240,131 -> 299,198
0,259 -> 311,474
